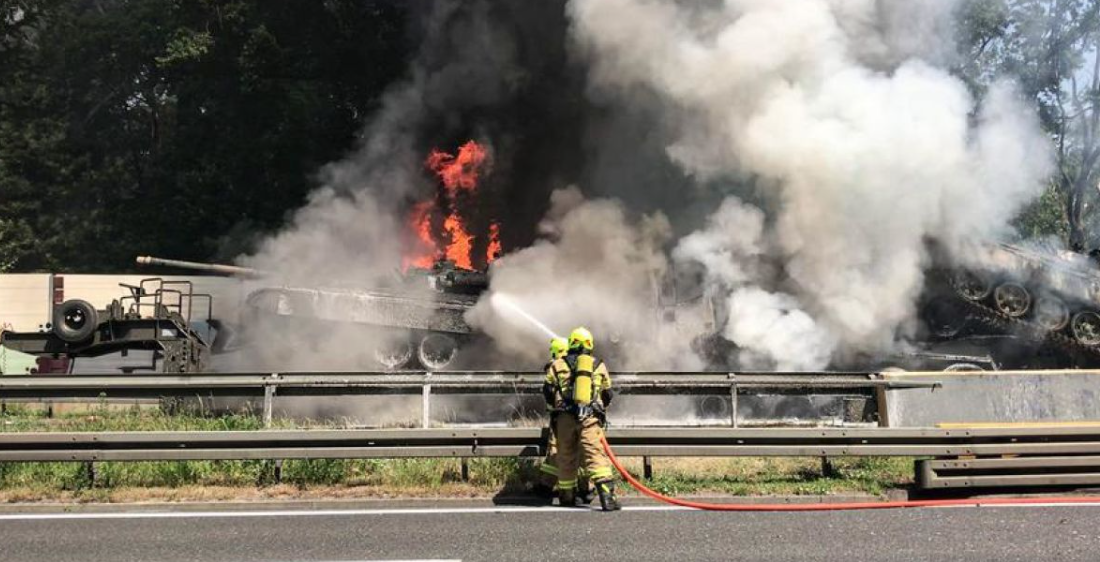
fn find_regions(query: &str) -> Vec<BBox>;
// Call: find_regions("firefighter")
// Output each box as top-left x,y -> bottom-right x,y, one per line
543,327 -> 621,511
536,337 -> 570,497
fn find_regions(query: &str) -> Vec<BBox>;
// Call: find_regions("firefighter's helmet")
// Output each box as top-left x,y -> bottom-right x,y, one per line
550,337 -> 569,360
568,327 -> 594,352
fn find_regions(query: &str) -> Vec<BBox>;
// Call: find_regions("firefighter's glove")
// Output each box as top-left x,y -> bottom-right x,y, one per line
601,388 -> 614,406
541,383 -> 556,407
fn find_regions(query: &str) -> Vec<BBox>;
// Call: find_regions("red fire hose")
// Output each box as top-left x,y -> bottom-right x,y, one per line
600,436 -> 1100,511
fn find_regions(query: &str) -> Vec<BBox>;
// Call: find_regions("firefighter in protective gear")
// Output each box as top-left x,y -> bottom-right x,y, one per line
538,337 -> 597,502
543,327 -> 621,511
536,337 -> 570,496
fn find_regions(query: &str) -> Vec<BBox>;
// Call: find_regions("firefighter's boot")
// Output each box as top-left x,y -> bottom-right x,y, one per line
558,488 -> 577,507
595,480 -> 621,511
577,478 -> 594,505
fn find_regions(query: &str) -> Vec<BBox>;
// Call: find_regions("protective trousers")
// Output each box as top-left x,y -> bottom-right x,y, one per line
539,429 -> 559,488
553,413 -> 614,491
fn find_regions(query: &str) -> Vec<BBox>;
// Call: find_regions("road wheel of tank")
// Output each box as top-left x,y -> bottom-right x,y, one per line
952,270 -> 992,301
1072,311 -> 1100,346
374,339 -> 413,370
993,283 -> 1031,317
1034,296 -> 1070,331
418,333 -> 458,371
52,299 -> 98,343
921,296 -> 968,338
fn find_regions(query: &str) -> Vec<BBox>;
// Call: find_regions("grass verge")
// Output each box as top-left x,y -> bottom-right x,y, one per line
0,405 -> 914,503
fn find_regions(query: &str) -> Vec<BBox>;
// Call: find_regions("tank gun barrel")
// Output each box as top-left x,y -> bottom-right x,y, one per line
136,256 -> 267,279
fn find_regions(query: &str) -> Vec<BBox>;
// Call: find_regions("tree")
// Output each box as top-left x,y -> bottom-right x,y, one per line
0,0 -> 411,271
960,0 -> 1100,247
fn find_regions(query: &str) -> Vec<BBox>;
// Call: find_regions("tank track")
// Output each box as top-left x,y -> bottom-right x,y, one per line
941,273 -> 1100,360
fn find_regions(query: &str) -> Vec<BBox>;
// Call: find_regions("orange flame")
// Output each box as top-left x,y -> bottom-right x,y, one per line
402,200 -> 437,270
444,211 -> 474,269
426,140 -> 488,195
403,140 -> 499,272
486,222 -> 501,264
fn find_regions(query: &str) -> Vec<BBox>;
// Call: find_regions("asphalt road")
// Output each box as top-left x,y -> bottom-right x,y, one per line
2,503 -> 1100,562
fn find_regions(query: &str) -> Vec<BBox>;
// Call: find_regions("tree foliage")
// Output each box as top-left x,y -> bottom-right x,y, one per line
0,0 -> 410,271
959,0 -> 1100,247
8,1 -> 1100,271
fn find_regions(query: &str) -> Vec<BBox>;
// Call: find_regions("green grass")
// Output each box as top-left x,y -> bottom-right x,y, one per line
632,456 -> 912,497
0,406 -> 914,501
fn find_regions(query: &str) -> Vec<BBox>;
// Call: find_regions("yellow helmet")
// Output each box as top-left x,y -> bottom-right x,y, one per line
549,337 -> 569,360
568,326 -> 594,352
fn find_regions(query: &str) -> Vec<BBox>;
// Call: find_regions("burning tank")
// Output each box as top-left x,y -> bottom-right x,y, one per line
920,242 -> 1100,366
136,255 -> 487,370
135,141 -> 504,370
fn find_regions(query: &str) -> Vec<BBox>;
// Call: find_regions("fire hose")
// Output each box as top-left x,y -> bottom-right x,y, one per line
600,436 -> 1100,511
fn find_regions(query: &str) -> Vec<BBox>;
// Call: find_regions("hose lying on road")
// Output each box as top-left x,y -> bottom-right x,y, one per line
600,435 -> 1100,511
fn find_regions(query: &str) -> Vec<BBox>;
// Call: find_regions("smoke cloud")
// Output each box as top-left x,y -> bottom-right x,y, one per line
236,0 -> 1053,374
466,186 -> 706,369
560,0 -> 1052,368
232,1 -> 586,370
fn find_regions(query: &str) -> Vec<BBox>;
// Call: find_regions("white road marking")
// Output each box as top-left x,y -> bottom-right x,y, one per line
0,502 -> 1099,521
0,505 -> 687,521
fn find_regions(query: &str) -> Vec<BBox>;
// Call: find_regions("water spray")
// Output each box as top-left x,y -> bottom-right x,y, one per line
490,293 -> 561,340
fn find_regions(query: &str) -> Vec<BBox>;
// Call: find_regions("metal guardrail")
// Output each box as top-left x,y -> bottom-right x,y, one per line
4,426 -> 1100,490
0,371 -> 939,395
0,371 -> 937,428
0,426 -> 1094,462
917,455 -> 1100,489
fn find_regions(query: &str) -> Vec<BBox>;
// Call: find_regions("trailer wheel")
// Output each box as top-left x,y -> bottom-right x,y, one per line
418,333 -> 458,371
52,299 -> 98,343
695,396 -> 731,420
921,296 -> 967,338
943,363 -> 985,372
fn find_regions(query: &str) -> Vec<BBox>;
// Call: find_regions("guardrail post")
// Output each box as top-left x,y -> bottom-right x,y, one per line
460,458 -> 470,482
84,461 -> 97,488
728,373 -> 738,427
263,374 -> 278,428
422,372 -> 432,429
643,456 -> 653,480
874,381 -> 890,428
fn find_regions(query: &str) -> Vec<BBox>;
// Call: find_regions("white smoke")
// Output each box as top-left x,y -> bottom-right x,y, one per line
567,0 -> 1052,368
466,186 -> 704,369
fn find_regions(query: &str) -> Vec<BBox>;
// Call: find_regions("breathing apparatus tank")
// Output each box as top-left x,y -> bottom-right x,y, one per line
572,354 -> 595,405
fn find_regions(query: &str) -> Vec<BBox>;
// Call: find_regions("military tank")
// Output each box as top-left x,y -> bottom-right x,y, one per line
920,242 -> 1100,366
136,256 -> 487,370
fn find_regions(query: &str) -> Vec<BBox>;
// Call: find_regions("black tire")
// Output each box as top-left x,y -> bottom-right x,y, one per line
52,299 -> 98,343
695,396 -> 731,420
921,296 -> 968,339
